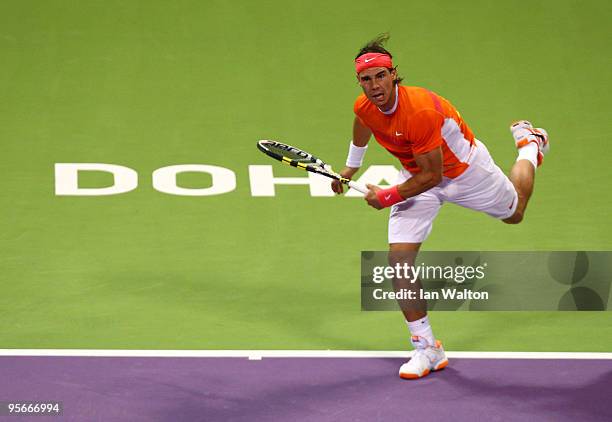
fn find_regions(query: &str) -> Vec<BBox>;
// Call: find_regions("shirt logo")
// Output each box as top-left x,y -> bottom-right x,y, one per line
395,131 -> 403,136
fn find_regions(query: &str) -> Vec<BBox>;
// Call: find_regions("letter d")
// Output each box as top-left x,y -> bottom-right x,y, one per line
54,163 -> 138,196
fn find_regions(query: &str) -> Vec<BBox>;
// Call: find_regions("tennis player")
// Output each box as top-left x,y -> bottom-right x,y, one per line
332,34 -> 549,379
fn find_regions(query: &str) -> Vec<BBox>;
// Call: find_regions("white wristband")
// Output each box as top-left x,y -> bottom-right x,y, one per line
346,141 -> 368,168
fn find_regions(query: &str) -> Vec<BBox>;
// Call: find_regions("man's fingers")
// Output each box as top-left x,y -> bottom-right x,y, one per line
332,181 -> 343,194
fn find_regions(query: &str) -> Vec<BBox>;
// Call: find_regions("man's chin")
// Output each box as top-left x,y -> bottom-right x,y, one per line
370,94 -> 386,105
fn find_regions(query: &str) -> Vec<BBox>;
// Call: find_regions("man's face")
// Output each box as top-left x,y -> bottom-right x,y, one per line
357,67 -> 397,110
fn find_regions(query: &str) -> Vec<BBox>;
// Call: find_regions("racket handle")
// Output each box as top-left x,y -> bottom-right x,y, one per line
347,180 -> 368,194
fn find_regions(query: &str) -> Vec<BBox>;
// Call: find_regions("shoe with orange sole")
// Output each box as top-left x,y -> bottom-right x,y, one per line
399,336 -> 449,380
510,120 -> 550,166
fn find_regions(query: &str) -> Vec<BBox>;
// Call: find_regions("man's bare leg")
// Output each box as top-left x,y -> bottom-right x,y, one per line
389,242 -> 425,321
390,242 -> 448,379
389,242 -> 436,345
504,158 -> 536,224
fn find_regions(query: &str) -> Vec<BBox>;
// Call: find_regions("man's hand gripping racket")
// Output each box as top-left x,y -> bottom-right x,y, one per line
256,140 -> 368,194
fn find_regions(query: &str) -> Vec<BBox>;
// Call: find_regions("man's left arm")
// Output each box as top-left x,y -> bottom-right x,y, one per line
364,147 -> 443,209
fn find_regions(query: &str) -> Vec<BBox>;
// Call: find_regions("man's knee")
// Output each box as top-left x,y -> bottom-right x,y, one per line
503,211 -> 524,224
389,242 -> 421,252
388,242 -> 421,266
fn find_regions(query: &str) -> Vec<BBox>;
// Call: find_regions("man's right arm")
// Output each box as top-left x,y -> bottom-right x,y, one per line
331,117 -> 372,194
352,115 -> 372,147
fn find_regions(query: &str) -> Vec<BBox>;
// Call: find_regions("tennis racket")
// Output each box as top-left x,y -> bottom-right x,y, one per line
256,140 -> 368,194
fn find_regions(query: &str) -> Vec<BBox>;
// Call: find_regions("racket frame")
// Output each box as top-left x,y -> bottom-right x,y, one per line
257,140 -> 367,194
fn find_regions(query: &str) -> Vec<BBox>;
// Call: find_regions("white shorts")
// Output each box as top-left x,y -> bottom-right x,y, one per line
388,140 -> 518,244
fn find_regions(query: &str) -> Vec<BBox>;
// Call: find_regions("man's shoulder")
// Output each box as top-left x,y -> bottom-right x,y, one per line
400,85 -> 435,105
399,85 -> 447,121
353,93 -> 371,114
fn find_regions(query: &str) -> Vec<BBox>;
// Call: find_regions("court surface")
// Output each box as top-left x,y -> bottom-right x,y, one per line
1,352 -> 612,421
0,350 -> 612,421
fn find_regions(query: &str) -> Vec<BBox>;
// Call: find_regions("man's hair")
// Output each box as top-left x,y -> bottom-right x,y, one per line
355,33 -> 403,85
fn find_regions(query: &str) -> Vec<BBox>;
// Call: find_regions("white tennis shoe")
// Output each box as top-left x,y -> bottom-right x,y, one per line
399,336 -> 449,379
510,120 -> 550,166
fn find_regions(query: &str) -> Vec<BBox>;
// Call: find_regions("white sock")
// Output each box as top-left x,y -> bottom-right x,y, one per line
406,315 -> 435,346
516,142 -> 538,169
